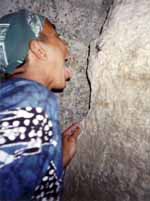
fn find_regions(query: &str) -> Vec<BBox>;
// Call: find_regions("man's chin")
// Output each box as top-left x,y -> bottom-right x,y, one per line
51,82 -> 66,92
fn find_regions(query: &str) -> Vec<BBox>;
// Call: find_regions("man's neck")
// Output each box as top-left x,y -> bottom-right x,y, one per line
12,63 -> 49,88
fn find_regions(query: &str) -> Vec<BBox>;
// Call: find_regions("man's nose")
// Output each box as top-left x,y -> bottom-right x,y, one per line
64,46 -> 70,60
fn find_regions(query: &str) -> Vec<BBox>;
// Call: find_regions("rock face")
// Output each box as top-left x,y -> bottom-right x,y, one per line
1,0 -> 150,201
64,0 -> 150,201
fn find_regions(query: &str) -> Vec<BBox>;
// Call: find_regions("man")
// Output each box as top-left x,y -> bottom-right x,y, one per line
0,9 -> 80,201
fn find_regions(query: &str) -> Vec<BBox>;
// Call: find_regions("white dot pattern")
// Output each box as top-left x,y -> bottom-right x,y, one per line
24,119 -> 30,126
31,161 -> 62,201
2,121 -> 9,128
0,107 -> 61,200
0,107 -> 53,148
13,121 -> 20,127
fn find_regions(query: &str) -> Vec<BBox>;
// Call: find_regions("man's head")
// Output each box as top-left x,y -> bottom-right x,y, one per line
0,9 -> 71,90
28,18 -> 71,90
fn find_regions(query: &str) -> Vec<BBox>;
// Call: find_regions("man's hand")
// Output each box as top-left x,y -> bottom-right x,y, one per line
63,123 -> 80,168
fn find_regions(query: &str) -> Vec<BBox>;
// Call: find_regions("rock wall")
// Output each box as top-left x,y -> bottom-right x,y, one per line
64,0 -> 150,201
1,0 -> 150,201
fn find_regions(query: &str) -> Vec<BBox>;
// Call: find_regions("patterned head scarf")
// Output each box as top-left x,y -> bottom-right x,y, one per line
0,9 -> 45,74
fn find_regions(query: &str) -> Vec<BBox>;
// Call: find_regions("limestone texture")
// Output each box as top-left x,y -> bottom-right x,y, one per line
1,0 -> 150,201
65,0 -> 150,201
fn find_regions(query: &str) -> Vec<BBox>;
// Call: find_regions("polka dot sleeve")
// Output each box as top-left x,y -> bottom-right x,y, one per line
0,78 -> 63,201
0,106 -> 63,201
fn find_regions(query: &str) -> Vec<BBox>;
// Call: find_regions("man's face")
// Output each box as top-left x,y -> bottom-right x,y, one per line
41,19 -> 70,90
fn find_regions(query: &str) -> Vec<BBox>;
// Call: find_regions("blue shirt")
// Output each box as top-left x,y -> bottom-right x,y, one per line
0,78 -> 64,201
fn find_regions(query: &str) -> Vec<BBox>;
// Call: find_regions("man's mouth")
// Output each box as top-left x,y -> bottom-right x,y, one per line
64,67 -> 73,81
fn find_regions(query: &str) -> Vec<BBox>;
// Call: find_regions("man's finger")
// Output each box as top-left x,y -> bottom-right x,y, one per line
69,127 -> 80,142
63,122 -> 80,136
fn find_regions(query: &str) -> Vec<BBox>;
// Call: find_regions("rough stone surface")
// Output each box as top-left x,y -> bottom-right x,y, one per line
0,0 -> 111,200
64,0 -> 150,201
1,0 -> 150,201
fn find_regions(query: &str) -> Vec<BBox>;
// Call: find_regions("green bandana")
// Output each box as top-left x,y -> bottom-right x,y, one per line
0,9 -> 45,74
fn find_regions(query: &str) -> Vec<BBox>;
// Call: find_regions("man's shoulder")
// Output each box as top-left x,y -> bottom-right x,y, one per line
1,77 -> 51,95
0,78 -> 57,111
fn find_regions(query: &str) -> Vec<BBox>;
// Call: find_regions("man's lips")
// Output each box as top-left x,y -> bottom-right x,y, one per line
64,67 -> 73,81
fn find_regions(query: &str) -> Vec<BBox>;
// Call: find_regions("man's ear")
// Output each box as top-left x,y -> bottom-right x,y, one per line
29,40 -> 47,60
